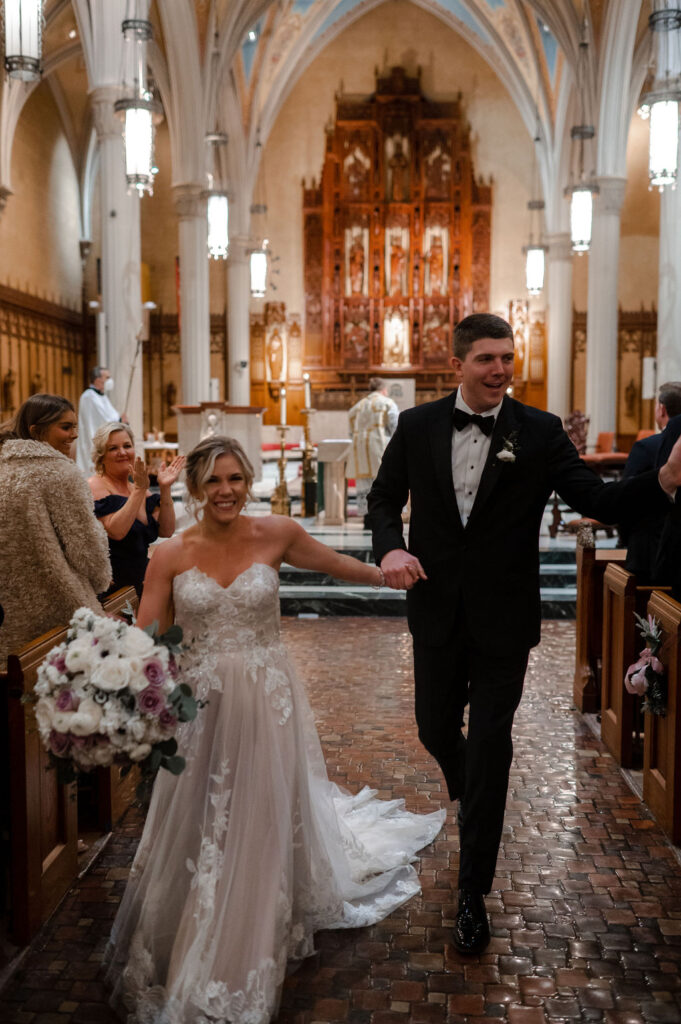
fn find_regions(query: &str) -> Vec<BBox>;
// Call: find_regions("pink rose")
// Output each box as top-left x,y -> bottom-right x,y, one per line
69,734 -> 88,748
168,656 -> 179,678
143,658 -> 167,687
625,649 -> 662,696
49,730 -> 71,757
55,690 -> 79,712
51,654 -> 67,673
137,686 -> 166,715
159,708 -> 178,732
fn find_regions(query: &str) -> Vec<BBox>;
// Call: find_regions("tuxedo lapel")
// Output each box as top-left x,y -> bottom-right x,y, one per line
429,391 -> 463,532
467,396 -> 520,526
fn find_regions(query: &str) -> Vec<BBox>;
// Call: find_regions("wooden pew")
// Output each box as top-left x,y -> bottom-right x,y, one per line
600,565 -> 671,767
573,539 -> 626,712
5,587 -> 138,944
643,591 -> 681,845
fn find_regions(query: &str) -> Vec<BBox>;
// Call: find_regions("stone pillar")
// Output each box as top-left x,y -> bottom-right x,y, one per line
584,176 -> 627,448
173,184 -> 210,405
91,86 -> 144,440
227,235 -> 252,406
657,177 -> 681,385
545,232 -> 574,422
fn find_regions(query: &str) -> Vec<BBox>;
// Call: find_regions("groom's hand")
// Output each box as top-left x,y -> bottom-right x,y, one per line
381,549 -> 427,590
658,433 -> 681,495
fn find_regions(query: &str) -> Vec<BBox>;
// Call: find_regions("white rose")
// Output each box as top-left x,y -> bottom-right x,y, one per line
126,717 -> 147,742
69,697 -> 104,736
34,696 -> 56,741
129,742 -> 152,762
497,448 -> 515,463
52,710 -> 76,734
64,637 -> 96,674
92,617 -> 121,642
127,659 -> 150,694
120,627 -> 156,658
71,607 -> 96,629
100,700 -> 128,734
91,658 -> 132,693
44,664 -> 69,690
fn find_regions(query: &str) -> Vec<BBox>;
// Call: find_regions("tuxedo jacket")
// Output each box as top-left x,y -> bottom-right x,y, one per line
368,391 -> 667,655
653,414 -> 681,598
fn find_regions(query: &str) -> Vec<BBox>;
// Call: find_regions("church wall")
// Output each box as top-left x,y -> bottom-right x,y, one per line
258,0 -> 533,324
0,84 -> 82,310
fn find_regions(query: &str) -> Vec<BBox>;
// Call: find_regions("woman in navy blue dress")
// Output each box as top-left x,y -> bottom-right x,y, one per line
88,422 -> 185,597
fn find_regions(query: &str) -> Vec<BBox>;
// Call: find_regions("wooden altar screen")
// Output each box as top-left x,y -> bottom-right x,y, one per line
302,66 -> 492,406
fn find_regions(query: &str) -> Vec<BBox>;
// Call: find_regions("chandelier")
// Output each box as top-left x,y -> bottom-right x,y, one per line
114,1 -> 161,196
3,0 -> 43,81
642,2 -> 681,190
205,132 -> 229,259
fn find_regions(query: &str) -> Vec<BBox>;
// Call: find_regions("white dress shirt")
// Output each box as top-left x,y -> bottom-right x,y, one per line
451,390 -> 502,526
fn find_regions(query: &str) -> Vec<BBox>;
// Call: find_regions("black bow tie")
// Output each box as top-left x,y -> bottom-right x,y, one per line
453,408 -> 495,437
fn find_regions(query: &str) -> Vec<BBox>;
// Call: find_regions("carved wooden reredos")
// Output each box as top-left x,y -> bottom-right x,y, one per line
303,66 -> 491,407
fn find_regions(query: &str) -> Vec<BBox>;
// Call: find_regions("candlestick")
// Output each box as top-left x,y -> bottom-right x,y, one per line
303,373 -> 312,410
280,386 -> 287,425
270,424 -> 291,516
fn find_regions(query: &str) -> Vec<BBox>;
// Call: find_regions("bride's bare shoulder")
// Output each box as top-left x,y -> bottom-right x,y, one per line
249,513 -> 302,541
148,534 -> 190,575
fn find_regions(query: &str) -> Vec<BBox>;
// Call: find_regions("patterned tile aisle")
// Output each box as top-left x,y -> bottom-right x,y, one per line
1,619 -> 680,1023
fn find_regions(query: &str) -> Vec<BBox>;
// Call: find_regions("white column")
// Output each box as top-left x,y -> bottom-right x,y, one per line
174,184 -> 211,404
545,232 -> 574,422
657,177 -> 681,385
227,235 -> 252,406
91,86 -> 144,441
584,176 -> 627,448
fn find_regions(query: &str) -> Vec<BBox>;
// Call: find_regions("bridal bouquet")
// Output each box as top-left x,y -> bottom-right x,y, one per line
32,607 -> 201,795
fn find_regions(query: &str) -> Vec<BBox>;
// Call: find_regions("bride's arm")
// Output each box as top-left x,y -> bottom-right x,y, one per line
137,539 -> 178,631
280,519 -> 387,587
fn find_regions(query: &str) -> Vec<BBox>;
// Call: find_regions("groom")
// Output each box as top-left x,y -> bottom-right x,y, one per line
368,313 -> 681,954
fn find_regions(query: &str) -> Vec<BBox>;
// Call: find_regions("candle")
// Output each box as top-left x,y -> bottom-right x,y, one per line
303,372 -> 312,409
280,386 -> 287,425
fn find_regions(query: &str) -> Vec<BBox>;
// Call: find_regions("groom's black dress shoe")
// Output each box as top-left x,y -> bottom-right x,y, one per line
452,889 -> 490,954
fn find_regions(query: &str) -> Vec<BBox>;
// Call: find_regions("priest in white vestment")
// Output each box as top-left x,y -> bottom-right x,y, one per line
347,377 -> 399,527
76,366 -> 124,474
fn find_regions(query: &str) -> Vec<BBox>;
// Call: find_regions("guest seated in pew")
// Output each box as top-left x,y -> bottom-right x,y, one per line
619,382 -> 681,582
0,394 -> 112,669
88,422 -> 185,598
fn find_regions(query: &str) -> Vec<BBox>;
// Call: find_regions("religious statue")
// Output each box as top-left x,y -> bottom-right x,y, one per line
383,311 -> 409,366
2,368 -> 16,415
349,233 -> 364,294
389,233 -> 406,296
388,137 -> 409,201
428,235 -> 444,295
165,380 -> 177,417
425,143 -> 451,197
29,372 -> 44,396
344,144 -> 370,196
266,328 -> 284,382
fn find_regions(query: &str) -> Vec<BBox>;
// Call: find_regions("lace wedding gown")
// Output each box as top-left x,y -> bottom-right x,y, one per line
106,563 -> 445,1024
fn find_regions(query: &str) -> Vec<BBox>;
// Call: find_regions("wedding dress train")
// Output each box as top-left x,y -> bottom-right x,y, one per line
106,563 -> 445,1024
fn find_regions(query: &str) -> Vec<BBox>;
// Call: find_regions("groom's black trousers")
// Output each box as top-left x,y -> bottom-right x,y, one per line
413,621 -> 528,895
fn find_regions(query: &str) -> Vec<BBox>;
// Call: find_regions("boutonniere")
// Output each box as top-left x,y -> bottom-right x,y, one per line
496,431 -> 520,464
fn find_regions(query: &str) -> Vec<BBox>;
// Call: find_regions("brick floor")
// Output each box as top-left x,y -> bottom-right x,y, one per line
1,619 -> 680,1023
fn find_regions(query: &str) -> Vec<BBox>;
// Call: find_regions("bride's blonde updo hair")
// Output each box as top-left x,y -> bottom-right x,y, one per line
185,435 -> 255,519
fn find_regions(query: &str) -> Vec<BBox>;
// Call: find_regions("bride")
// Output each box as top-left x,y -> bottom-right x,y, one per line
106,435 -> 445,1024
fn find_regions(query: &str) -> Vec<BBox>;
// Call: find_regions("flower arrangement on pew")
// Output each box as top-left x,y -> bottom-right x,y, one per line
624,613 -> 667,716
30,607 -> 203,800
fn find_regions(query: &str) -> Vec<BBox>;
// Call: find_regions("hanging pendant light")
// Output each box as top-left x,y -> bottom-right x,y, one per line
114,1 -> 162,196
524,241 -> 546,294
3,0 -> 43,81
644,4 -> 681,191
522,119 -> 546,295
564,21 -> 599,254
250,240 -> 268,298
204,132 -> 229,259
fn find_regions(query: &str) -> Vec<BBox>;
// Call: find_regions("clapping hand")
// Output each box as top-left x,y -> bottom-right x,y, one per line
131,456 -> 150,492
157,455 -> 186,489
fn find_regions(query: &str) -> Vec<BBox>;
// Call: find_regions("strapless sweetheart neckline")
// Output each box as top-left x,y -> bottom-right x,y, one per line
174,562 -> 279,593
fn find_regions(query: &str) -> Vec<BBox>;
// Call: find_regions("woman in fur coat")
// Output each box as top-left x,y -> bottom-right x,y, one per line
0,394 -> 112,668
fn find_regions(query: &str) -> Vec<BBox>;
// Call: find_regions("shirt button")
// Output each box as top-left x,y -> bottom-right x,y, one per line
473,439 -> 478,444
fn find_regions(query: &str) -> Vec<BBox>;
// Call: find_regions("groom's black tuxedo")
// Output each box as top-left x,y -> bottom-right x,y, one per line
368,390 -> 667,893
370,391 -> 665,654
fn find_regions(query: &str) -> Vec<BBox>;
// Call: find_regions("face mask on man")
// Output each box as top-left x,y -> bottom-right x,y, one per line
103,378 -> 115,393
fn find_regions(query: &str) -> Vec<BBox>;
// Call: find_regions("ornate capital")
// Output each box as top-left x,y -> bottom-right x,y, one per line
173,183 -> 206,220
596,176 -> 627,216
545,232 -> 573,263
91,86 -> 123,141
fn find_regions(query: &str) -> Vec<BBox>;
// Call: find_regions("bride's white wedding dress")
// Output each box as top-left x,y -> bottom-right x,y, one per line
106,563 -> 445,1024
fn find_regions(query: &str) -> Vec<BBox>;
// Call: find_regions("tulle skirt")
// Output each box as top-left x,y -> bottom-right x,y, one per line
105,642 -> 445,1024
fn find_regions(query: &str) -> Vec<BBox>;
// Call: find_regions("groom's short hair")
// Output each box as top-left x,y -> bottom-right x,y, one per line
453,314 -> 514,360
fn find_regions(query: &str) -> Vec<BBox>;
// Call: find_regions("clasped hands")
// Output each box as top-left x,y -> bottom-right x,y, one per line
380,549 -> 428,591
